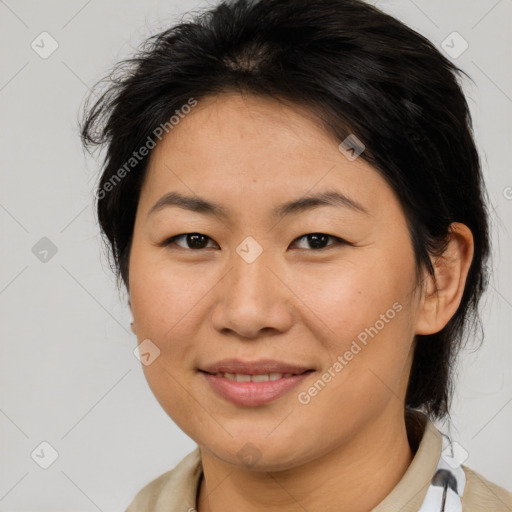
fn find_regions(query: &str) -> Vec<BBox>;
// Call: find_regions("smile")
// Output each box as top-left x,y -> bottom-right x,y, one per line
200,367 -> 314,406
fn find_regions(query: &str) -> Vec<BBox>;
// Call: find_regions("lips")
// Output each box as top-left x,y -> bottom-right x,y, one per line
199,359 -> 314,407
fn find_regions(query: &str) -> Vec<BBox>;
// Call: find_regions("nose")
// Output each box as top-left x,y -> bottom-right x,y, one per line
210,248 -> 294,339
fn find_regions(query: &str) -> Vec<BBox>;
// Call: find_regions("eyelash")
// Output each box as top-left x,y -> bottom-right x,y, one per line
160,232 -> 350,251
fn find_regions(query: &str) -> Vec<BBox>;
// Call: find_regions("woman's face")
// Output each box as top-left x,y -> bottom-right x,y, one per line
129,93 -> 425,470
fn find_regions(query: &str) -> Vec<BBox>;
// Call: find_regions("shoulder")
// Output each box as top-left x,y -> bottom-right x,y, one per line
462,465 -> 512,512
125,468 -> 176,511
126,447 -> 202,512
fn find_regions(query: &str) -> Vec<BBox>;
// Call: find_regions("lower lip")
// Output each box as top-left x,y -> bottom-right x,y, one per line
201,371 -> 313,407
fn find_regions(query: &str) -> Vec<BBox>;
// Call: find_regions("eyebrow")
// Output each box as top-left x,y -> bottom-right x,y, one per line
147,190 -> 368,220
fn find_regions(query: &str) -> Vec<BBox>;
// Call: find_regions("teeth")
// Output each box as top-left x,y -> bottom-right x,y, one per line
215,372 -> 298,381
252,374 -> 270,382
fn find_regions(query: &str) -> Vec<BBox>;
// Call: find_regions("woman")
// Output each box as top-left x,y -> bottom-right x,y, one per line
81,0 -> 512,510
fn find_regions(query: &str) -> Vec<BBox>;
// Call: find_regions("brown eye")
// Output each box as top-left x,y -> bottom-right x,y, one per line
164,233 -> 218,250
292,233 -> 344,250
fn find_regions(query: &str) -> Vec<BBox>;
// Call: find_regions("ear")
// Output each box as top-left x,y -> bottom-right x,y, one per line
415,222 -> 474,335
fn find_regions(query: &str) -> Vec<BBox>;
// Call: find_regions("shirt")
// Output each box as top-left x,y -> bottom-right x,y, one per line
126,412 -> 512,511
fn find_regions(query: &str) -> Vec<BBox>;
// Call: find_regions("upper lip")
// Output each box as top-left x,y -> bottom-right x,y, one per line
200,359 -> 313,375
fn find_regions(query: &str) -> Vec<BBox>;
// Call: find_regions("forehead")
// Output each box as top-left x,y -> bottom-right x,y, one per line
150,93 -> 340,164
138,93 -> 398,219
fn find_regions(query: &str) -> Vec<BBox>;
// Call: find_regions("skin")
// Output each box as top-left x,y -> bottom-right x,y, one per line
128,93 -> 474,512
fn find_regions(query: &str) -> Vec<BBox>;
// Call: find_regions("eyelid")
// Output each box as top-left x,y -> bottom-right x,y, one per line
162,233 -> 218,249
291,234 -> 348,250
160,232 -> 350,251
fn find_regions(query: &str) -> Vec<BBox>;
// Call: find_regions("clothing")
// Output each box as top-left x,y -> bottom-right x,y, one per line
126,412 -> 512,511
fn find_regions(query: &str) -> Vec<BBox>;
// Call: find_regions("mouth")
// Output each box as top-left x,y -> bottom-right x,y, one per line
199,358 -> 314,376
199,359 -> 315,406
201,370 -> 310,381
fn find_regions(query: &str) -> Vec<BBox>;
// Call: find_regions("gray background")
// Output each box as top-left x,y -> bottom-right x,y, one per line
0,0 -> 510,510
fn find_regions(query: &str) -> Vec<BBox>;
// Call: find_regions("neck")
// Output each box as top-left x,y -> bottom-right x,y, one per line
197,411 -> 415,512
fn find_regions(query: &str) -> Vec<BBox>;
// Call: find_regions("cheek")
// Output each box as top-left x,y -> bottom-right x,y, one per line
292,252 -> 416,391
292,257 -> 410,343
128,244 -> 206,416
128,243 -> 226,405
129,242 -> 207,337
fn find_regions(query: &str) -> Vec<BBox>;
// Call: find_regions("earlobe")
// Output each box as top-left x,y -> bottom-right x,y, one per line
415,223 -> 474,335
130,321 -> 137,335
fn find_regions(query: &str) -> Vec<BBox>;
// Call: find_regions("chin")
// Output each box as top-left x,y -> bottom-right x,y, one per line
201,432 -> 317,472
